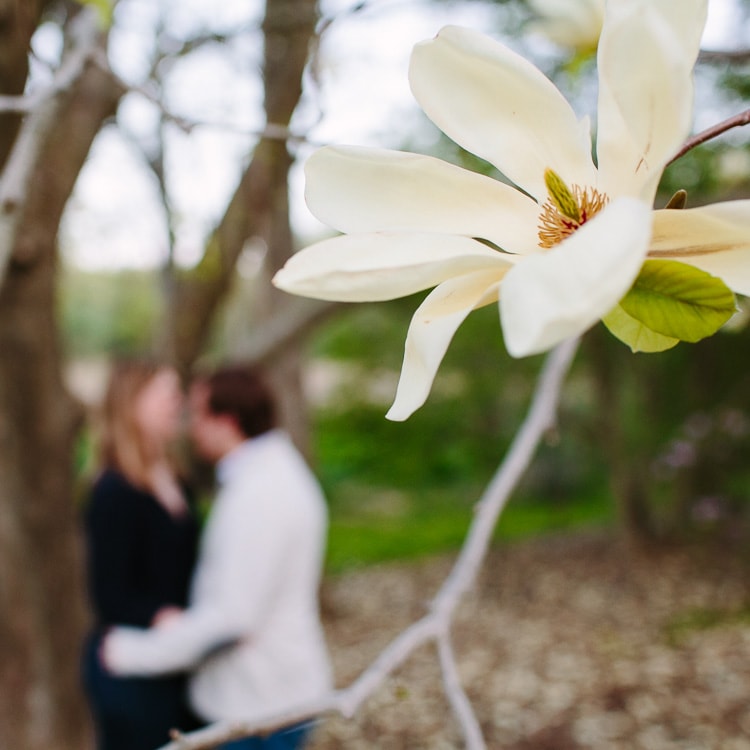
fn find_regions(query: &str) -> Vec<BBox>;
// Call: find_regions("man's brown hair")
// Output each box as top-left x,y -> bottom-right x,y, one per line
201,366 -> 276,439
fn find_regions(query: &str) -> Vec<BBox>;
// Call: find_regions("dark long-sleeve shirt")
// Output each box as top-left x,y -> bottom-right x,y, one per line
84,469 -> 199,628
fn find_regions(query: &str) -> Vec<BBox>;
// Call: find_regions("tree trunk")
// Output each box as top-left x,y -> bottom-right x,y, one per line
254,0 -> 318,452
165,0 -> 319,452
164,141 -> 275,372
0,241 -> 89,750
0,11 -> 123,747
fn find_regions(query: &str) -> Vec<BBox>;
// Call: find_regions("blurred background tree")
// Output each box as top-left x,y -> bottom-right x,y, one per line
1,0 -> 749,747
0,0 -> 318,746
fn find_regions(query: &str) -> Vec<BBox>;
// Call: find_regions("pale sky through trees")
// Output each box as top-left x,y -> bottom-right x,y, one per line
47,0 -> 744,271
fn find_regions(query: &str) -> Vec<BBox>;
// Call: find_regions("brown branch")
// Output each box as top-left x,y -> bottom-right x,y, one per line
668,108 -> 750,165
699,48 -> 750,65
163,0 -> 319,377
230,299 -> 344,367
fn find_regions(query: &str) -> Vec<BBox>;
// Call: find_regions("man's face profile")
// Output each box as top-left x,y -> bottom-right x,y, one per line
189,383 -> 245,463
188,384 -> 220,463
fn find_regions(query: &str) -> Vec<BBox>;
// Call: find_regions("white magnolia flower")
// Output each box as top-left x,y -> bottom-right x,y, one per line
274,0 -> 750,420
528,0 -> 605,53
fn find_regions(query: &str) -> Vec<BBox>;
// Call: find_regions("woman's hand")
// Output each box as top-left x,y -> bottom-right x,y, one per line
151,606 -> 184,628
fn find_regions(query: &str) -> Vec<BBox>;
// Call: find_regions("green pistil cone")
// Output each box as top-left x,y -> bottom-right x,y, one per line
544,168 -> 581,223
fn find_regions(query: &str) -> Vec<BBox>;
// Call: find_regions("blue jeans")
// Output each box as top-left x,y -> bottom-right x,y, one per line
217,721 -> 311,750
82,633 -> 202,750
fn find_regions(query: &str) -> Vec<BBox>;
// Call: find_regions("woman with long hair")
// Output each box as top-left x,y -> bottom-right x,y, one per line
82,360 -> 201,750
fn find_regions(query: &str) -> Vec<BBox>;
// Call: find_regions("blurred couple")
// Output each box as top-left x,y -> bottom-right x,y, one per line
82,362 -> 332,750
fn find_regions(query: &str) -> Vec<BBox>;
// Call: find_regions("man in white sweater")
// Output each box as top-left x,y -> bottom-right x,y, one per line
104,367 -> 332,749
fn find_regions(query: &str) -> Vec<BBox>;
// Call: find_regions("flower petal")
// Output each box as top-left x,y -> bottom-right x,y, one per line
620,0 -> 707,63
500,197 -> 652,356
597,0 -> 706,201
305,146 -> 540,254
272,232 -> 512,302
409,25 -> 596,203
650,201 -> 750,295
528,0 -> 604,51
387,270 -> 503,421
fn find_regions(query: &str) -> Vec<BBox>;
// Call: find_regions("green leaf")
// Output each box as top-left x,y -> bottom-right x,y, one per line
602,305 -> 679,353
76,0 -> 114,28
618,260 -> 736,343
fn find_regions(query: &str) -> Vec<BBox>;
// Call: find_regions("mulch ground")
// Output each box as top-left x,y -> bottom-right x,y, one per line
308,530 -> 750,749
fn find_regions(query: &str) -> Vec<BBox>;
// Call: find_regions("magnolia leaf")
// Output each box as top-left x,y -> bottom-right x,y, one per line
619,260 -> 736,343
602,305 -> 679,352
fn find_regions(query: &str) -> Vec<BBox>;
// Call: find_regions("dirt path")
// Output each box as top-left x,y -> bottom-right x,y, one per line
309,530 -> 750,749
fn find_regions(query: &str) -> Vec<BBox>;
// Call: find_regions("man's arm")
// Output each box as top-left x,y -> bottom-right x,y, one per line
103,607 -> 242,676
103,474 -> 297,677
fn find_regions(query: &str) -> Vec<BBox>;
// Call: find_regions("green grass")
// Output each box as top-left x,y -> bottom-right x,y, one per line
325,490 -> 613,573
327,511 -> 472,572
494,495 -> 614,541
665,605 -> 750,647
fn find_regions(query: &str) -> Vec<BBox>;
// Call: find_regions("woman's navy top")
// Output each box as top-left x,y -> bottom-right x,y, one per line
84,469 -> 200,629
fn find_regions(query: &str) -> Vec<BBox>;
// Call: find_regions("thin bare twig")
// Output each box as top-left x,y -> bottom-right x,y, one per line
669,108 -> 750,165
699,48 -> 750,65
88,47 -> 316,144
157,336 -> 580,750
2,38 -> 319,146
0,91 -> 44,114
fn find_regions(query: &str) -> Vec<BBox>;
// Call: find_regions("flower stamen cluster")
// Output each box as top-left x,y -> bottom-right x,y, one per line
538,169 -> 609,248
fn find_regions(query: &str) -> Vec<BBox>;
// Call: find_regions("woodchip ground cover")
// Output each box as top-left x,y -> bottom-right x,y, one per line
311,530 -> 750,749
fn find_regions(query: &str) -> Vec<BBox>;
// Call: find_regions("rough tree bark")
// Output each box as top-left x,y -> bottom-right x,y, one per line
0,6 -> 124,748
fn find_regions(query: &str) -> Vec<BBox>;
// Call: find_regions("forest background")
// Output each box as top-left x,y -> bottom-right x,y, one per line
1,0 -> 749,747
59,0 -> 750,569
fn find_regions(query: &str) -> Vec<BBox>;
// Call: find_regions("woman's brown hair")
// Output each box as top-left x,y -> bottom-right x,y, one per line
97,360 -> 165,490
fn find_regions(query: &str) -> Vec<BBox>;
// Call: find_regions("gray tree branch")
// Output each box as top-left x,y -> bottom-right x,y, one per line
437,630 -> 485,750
